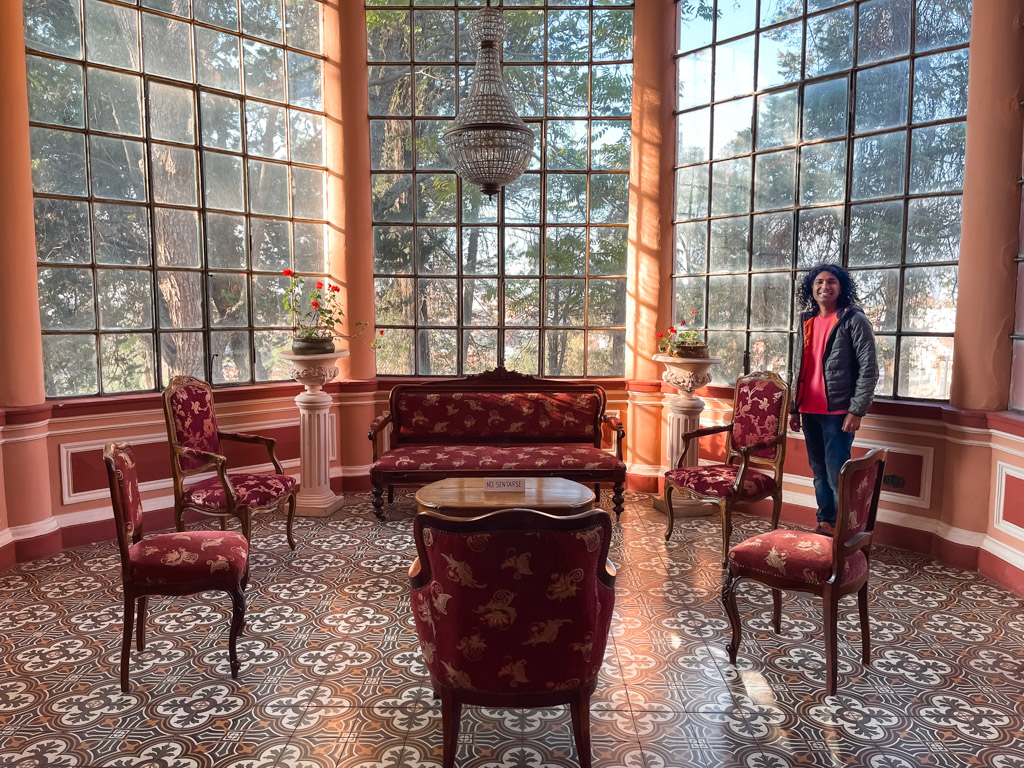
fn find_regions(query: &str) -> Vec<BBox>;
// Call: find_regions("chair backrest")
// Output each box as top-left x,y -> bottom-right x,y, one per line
103,442 -> 144,578
163,376 -> 220,473
728,371 -> 790,469
410,508 -> 615,697
836,448 -> 887,543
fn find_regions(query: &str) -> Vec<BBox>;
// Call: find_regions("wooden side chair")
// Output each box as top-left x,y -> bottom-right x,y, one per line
722,448 -> 888,695
162,375 -> 298,549
103,442 -> 249,692
663,371 -> 790,563
409,508 -> 616,768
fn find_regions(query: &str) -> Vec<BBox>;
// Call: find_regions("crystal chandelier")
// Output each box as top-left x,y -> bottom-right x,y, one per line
442,1 -> 534,198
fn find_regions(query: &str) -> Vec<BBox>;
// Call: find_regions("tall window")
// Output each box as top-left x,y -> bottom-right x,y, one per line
25,0 -> 326,396
368,0 -> 633,377
673,0 -> 969,398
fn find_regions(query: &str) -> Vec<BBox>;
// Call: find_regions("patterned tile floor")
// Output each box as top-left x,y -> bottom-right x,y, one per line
1,490 -> 1023,767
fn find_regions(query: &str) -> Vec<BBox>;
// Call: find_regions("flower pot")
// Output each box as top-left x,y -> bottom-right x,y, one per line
291,336 -> 336,355
669,343 -> 709,359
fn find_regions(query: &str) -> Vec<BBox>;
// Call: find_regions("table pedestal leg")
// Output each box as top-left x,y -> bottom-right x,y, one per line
294,388 -> 344,517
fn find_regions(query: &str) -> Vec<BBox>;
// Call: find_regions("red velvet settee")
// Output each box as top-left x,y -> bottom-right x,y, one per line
368,367 -> 626,521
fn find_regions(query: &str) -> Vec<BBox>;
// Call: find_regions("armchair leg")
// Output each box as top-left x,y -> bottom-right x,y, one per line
121,595 -> 135,693
858,582 -> 871,665
611,481 -> 624,521
771,589 -> 782,633
439,688 -> 461,768
387,485 -> 394,504
824,587 -> 839,696
664,485 -> 676,542
719,499 -> 733,566
228,587 -> 246,680
285,493 -> 297,551
371,484 -> 385,521
722,571 -> 742,665
136,596 -> 148,652
569,689 -> 593,768
771,490 -> 783,530
174,506 -> 185,533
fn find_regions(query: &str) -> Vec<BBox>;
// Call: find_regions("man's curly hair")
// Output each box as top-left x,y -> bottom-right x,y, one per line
797,263 -> 859,312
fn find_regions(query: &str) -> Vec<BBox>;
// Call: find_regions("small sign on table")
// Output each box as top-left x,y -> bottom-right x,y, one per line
484,477 -> 527,492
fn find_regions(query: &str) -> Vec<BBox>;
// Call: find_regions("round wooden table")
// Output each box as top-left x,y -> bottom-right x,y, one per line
415,477 -> 596,518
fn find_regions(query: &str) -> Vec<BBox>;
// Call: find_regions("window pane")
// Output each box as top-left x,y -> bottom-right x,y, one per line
418,228 -> 457,275
852,131 -> 907,201
758,21 -> 802,90
709,217 -> 749,274
43,334 -> 98,397
142,13 -> 192,81
195,28 -> 241,92
196,0 -> 239,31
799,141 -> 846,206
27,55 -> 84,128
588,280 -> 625,327
898,336 -> 952,398
848,201 -> 904,267
285,0 -> 321,53
858,0 -> 911,65
544,329 -> 584,377
30,127 -> 87,196
714,36 -> 754,101
148,83 -> 195,144
677,49 -> 712,110
208,274 -> 249,327
248,160 -> 289,215
242,0 -> 283,43
204,152 -> 245,211
90,136 -> 147,201
463,330 -> 498,374
712,98 -> 752,160
587,329 -> 625,376
94,203 -> 150,266
375,328 -> 414,375
711,158 -> 751,216
855,61 -> 909,132
101,333 -> 155,392
590,227 -> 626,276
708,275 -> 747,330
674,276 -> 706,327
906,196 -> 962,264
505,330 -> 539,375
675,222 -> 707,276
97,269 -> 152,330
803,77 -> 847,141
418,330 -> 458,376
750,331 -> 789,376
87,69 -> 143,137
797,206 -> 843,267
909,123 -> 966,193
243,41 -> 285,102
756,88 -> 798,150
86,0 -> 139,70
25,0 -> 83,58
708,331 -> 745,384
158,271 -> 204,329
202,93 -> 243,151
154,208 -> 200,267
913,50 -> 969,123
38,266 -> 95,330
750,273 -> 791,330
35,199 -> 91,265
151,145 -> 197,207
251,219 -> 291,272
677,108 -> 710,164
855,267 -> 900,333
753,150 -> 796,212
915,0 -> 971,53
751,212 -> 793,270
902,265 -> 957,333
546,228 -> 586,276
210,330 -> 252,384
206,213 -> 247,270
806,7 -> 853,78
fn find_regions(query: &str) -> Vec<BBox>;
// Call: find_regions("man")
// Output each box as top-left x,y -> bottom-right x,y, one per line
788,265 -> 877,536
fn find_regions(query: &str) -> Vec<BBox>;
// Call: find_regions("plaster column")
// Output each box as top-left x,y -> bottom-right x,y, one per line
0,3 -> 57,562
950,0 -> 1024,410
282,352 -> 349,517
625,0 -> 676,485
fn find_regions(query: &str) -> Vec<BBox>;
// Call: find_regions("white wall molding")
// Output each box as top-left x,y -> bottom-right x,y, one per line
627,463 -> 663,477
994,462 -> 1024,543
980,534 -> 1024,573
0,528 -> 13,549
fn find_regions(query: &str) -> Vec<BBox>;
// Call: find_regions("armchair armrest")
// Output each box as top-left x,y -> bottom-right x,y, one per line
218,430 -> 284,474
674,423 -> 732,469
174,445 -> 237,508
730,435 -> 784,495
602,414 -> 625,460
368,412 -> 392,463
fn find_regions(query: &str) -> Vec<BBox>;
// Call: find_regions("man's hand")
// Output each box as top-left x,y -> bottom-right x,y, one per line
789,413 -> 801,432
842,413 -> 862,433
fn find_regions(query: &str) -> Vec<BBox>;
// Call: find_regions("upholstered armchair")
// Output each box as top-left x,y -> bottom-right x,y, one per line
162,376 -> 298,549
663,371 -> 790,563
410,508 -> 616,768
722,448 -> 887,695
103,442 -> 249,692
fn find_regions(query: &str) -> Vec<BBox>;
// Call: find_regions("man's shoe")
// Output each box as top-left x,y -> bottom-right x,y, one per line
813,522 -> 835,536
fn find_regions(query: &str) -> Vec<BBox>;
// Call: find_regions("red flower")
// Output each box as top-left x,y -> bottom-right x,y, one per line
282,269 -> 293,277
680,320 -> 686,326
331,285 -> 340,292
657,332 -> 664,338
669,327 -> 676,334
316,281 -> 323,289
310,300 -> 320,309
379,329 -> 384,335
691,308 -> 697,315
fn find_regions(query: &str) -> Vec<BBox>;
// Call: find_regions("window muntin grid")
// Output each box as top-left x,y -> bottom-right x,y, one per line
673,0 -> 969,399
25,0 -> 328,397
367,0 -> 633,377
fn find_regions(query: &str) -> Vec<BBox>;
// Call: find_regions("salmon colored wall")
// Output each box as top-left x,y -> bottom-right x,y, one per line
951,0 -> 1024,410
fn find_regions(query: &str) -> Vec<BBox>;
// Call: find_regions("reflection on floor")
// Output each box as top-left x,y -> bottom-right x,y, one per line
0,490 -> 1022,767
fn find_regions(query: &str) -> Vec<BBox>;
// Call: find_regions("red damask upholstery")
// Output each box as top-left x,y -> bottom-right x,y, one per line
104,443 -> 249,692
663,372 -> 790,563
727,530 -> 867,587
183,473 -> 298,511
374,445 -> 623,473
722,449 -> 887,695
162,376 -> 298,549
165,381 -> 220,472
369,369 -> 627,522
397,392 -> 600,440
410,508 -> 616,768
664,465 -> 776,499
731,377 -> 787,460
129,531 -> 249,586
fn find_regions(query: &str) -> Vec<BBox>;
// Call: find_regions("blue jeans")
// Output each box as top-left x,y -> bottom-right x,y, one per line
801,413 -> 855,526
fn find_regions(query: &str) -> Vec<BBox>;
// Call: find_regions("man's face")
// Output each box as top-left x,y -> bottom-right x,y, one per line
813,271 -> 840,307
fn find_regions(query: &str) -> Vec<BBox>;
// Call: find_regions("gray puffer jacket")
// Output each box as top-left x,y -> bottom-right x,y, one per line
790,305 -> 878,417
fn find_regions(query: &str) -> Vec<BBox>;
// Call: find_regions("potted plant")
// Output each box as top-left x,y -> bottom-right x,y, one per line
657,310 -> 709,359
282,270 -> 382,355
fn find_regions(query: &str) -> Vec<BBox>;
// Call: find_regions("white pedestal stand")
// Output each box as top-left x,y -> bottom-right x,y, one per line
281,351 -> 349,517
651,353 -> 723,517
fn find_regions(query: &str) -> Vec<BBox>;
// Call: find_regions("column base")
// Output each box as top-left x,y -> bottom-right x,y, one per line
295,492 -> 346,518
652,495 -> 714,518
